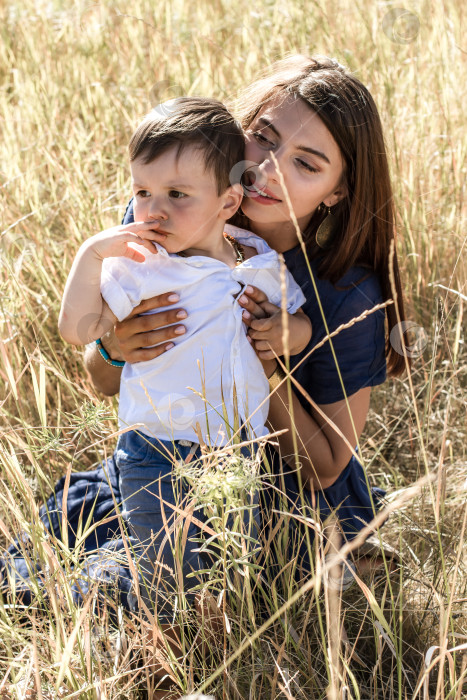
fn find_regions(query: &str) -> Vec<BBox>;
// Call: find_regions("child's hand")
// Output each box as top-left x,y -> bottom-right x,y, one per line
239,285 -> 312,359
83,221 -> 163,262
246,307 -> 312,359
60,221 -> 168,348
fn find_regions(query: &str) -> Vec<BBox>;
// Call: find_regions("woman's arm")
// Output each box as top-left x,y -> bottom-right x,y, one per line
84,337 -> 123,396
241,286 -> 373,489
263,359 -> 371,490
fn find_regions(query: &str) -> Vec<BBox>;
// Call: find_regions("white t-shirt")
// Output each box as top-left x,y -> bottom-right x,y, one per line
101,224 -> 305,446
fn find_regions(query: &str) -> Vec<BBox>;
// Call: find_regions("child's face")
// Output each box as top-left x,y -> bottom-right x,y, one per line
131,145 -> 234,256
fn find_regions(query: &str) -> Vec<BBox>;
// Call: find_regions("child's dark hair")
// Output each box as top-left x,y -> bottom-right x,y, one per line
129,97 -> 245,195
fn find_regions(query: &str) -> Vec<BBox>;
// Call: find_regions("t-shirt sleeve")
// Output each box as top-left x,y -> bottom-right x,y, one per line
239,263 -> 306,314
292,277 -> 387,405
101,250 -> 164,321
267,268 -> 306,314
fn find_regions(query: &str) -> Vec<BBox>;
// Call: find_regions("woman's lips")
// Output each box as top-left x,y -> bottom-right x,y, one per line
245,183 -> 282,206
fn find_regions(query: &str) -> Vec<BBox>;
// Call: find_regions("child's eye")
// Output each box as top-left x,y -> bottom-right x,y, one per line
169,190 -> 187,199
136,189 -> 151,198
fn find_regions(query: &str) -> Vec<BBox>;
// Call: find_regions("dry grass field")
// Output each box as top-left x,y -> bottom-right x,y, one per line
0,0 -> 465,697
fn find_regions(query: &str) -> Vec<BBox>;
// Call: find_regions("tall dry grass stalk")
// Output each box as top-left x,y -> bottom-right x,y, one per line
0,0 -> 465,697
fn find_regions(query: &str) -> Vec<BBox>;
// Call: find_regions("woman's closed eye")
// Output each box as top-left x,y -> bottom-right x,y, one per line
296,159 -> 319,174
252,130 -> 275,147
252,130 -> 319,174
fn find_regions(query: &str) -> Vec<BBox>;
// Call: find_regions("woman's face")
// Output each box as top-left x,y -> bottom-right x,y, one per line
242,94 -> 347,251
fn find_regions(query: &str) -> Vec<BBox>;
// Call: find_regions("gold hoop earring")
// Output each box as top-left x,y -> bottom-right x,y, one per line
315,206 -> 338,249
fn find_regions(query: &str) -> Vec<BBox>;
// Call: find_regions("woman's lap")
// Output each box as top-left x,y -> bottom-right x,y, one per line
261,446 -> 386,577
0,440 -> 384,612
0,456 -> 133,609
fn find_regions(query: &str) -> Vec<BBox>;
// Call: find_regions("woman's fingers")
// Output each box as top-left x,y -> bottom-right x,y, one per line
114,292 -> 187,362
259,300 -> 283,316
116,311 -> 186,346
126,293 -> 182,318
116,321 -> 184,361
116,308 -> 185,341
120,340 -> 176,363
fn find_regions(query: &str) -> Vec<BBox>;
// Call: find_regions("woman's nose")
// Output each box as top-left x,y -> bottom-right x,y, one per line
257,154 -> 281,184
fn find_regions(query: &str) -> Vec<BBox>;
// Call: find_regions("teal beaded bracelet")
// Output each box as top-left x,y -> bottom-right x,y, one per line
95,339 -> 125,367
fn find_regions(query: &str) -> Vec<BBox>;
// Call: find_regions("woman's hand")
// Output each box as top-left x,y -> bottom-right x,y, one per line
84,292 -> 188,395
239,285 -> 312,359
112,293 -> 188,363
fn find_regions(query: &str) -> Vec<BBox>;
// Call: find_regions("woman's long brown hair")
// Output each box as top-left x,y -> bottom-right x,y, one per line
233,55 -> 407,377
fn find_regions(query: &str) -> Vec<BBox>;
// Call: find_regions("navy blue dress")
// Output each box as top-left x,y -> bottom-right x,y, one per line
263,245 -> 387,573
0,202 -> 387,605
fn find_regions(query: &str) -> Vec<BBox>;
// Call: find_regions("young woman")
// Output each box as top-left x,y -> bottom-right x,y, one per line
1,55 -> 406,612
85,55 -> 406,568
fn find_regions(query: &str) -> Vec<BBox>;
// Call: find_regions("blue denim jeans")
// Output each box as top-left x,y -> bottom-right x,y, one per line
115,430 -> 259,619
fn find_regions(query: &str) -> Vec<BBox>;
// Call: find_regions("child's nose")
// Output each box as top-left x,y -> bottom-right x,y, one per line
148,199 -> 168,220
